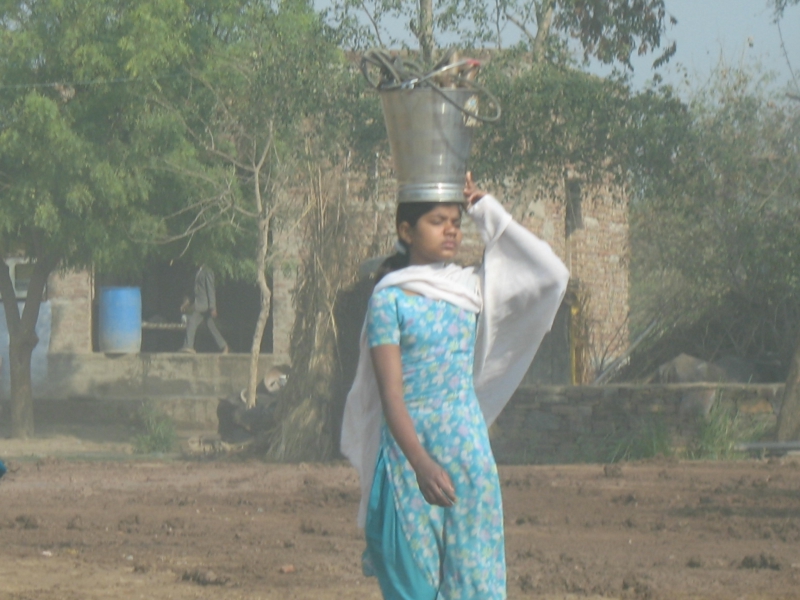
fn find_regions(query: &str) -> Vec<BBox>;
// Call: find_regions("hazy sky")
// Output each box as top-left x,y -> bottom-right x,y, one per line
603,0 -> 800,93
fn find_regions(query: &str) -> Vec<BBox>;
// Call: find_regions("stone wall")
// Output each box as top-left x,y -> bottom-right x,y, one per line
30,380 -> 782,461
36,353 -> 276,427
491,383 -> 782,464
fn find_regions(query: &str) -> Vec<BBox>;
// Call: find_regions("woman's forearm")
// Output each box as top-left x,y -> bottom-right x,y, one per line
370,345 -> 430,470
370,344 -> 457,506
382,397 -> 431,470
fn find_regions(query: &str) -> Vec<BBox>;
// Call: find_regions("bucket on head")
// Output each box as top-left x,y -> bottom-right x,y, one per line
380,87 -> 478,203
98,286 -> 142,354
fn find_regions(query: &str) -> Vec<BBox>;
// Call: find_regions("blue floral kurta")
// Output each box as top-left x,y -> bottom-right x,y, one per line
366,285 -> 506,599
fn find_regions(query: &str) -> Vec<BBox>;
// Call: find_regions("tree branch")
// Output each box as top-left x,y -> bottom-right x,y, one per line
358,0 -> 387,47
504,11 -> 537,47
777,21 -> 799,93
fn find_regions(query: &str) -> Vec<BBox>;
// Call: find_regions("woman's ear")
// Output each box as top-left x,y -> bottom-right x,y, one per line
397,222 -> 412,246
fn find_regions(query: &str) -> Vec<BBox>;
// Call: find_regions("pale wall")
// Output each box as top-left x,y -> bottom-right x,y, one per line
48,269 -> 93,353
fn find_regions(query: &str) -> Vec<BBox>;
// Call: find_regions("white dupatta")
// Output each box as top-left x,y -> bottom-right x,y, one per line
340,195 -> 570,527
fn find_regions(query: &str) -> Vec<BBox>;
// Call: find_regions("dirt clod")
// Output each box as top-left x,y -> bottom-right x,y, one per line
15,514 -> 40,529
740,553 -> 781,571
182,568 -> 229,585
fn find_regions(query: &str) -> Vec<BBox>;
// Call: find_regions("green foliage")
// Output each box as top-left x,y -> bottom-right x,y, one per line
772,0 -> 800,18
687,403 -> 770,461
471,61 -> 688,186
605,416 -> 673,463
132,401 -> 177,454
0,0 -> 206,435
551,0 -> 674,67
626,65 -> 800,380
0,0 -> 192,276
147,0 -> 353,280
568,416 -> 672,463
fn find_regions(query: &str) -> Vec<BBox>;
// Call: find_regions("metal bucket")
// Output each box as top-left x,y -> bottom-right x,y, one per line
380,87 -> 477,203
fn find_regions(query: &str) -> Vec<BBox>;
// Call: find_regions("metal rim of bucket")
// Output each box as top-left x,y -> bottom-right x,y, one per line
398,183 -> 464,204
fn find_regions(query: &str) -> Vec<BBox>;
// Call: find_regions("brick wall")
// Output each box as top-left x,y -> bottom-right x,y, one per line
564,181 -> 630,379
498,174 -> 630,382
274,168 -> 631,384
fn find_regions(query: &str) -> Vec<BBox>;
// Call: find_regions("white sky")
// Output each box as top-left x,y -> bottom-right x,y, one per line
602,0 -> 800,94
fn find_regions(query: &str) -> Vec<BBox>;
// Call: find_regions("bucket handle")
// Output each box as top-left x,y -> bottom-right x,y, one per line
360,51 -> 502,123
426,74 -> 502,124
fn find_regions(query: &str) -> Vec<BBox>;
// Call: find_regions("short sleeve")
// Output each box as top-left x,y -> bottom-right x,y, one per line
367,287 -> 401,347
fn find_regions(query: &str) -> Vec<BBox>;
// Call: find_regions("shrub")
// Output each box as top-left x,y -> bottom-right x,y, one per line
132,401 -> 177,454
605,416 -> 673,463
687,402 -> 770,460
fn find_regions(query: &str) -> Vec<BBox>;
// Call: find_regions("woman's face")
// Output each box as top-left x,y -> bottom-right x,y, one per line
399,204 -> 463,265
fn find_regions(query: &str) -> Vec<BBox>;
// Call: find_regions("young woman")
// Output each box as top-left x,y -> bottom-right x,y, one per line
342,173 -> 569,599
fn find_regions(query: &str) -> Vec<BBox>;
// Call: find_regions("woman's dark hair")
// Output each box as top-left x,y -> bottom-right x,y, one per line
374,201 -> 462,283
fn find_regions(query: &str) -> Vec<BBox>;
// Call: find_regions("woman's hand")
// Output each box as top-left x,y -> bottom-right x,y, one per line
463,171 -> 485,208
414,455 -> 457,507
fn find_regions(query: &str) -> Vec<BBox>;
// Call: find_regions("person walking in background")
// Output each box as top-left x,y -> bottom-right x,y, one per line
181,264 -> 229,354
342,173 -> 569,599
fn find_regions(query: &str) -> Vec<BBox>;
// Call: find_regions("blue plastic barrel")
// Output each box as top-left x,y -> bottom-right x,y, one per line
98,287 -> 142,353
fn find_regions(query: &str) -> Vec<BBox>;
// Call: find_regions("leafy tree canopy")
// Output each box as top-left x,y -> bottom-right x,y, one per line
772,0 -> 800,17
0,0 -> 193,278
470,57 -> 688,184
136,0 -> 353,280
324,0 -> 675,69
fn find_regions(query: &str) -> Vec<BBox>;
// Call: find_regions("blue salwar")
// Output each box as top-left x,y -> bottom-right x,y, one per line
366,450 -> 439,600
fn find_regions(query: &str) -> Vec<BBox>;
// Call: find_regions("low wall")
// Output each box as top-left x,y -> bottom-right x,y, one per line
32,353 -> 276,428
22,374 -> 785,460
491,384 -> 783,464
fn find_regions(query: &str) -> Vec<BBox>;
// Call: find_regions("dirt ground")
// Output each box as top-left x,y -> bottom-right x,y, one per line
2,427 -> 800,600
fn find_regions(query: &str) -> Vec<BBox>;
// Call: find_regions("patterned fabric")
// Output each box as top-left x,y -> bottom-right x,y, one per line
366,285 -> 506,599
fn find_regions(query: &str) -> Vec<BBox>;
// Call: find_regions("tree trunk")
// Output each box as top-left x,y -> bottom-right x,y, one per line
418,0 -> 434,65
0,256 -> 55,439
777,336 -> 800,441
532,0 -> 555,63
245,215 -> 272,408
9,336 -> 36,438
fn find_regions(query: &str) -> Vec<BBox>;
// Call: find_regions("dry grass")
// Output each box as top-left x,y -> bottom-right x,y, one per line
263,158 -> 392,461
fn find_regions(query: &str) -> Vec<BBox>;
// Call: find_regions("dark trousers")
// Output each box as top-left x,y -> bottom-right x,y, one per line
184,311 -> 227,351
